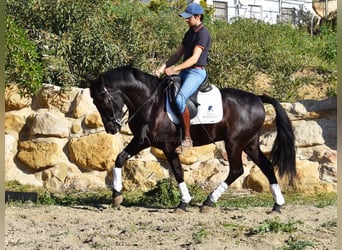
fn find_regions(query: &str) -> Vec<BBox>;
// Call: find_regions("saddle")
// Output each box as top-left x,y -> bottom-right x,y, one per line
167,75 -> 212,118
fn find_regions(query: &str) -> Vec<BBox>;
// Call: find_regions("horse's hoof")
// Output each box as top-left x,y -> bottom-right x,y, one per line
270,203 -> 282,214
173,202 -> 187,214
200,205 -> 214,213
200,197 -> 215,213
112,195 -> 123,208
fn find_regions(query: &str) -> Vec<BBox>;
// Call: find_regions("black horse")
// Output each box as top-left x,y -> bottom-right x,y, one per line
88,65 -> 296,213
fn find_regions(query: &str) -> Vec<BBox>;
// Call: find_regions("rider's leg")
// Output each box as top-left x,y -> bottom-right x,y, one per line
180,106 -> 192,154
175,68 -> 206,152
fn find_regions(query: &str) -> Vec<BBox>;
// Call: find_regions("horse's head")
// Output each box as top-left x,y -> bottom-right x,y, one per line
88,76 -> 124,135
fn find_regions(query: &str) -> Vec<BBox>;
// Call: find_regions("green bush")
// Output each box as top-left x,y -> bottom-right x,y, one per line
5,0 -> 336,101
5,16 -> 43,96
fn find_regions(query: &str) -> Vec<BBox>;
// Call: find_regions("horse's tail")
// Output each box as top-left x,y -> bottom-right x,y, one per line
259,94 -> 296,183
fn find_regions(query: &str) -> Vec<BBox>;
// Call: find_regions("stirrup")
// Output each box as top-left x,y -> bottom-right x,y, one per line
181,138 -> 193,156
175,138 -> 193,154
181,138 -> 192,149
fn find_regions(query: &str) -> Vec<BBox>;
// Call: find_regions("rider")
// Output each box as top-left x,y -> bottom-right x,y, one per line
155,3 -> 211,155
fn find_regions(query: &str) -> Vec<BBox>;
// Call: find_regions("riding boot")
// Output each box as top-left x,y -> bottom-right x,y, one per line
177,107 -> 192,156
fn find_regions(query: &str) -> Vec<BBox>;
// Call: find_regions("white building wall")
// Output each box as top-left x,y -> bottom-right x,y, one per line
206,0 -> 316,24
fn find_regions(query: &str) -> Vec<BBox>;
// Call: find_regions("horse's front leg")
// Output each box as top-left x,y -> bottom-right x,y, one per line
112,137 -> 149,207
164,151 -> 191,213
112,150 -> 129,207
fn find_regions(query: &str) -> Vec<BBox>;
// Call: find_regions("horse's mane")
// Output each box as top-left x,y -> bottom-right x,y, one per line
101,65 -> 159,91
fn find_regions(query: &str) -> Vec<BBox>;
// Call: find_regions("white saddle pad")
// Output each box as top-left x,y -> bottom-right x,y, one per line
166,84 -> 223,125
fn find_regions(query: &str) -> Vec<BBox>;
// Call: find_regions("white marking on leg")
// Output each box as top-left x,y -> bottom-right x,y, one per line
209,182 -> 228,203
113,167 -> 122,192
271,183 -> 285,205
178,182 -> 191,203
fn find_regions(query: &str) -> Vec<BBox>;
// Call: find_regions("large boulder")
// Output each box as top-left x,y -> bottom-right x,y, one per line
30,109 -> 72,138
68,132 -> 122,171
244,159 -> 336,193
120,160 -> 167,191
16,139 -> 63,170
31,84 -> 77,113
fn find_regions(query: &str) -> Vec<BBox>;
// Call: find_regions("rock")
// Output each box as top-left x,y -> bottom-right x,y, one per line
31,84 -> 78,114
293,120 -> 325,147
5,84 -> 31,111
5,134 -> 17,169
5,134 -> 16,156
68,132 -> 121,171
120,160 -> 166,191
16,139 -> 62,170
150,147 -> 167,160
293,160 -> 335,193
299,98 -> 336,114
73,88 -> 98,118
30,109 -> 72,138
244,159 -> 336,194
244,166 -> 269,192
5,164 -> 43,187
41,162 -> 77,190
62,169 -> 108,191
84,113 -> 103,129
41,162 -> 107,191
151,144 -> 216,165
319,163 -> 337,184
187,159 -> 228,190
5,112 -> 27,134
71,123 -> 82,134
178,151 -> 199,165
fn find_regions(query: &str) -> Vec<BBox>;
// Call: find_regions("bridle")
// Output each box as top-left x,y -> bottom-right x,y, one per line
98,87 -> 128,129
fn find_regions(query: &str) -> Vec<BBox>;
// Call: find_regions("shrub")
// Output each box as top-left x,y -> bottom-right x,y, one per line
5,0 -> 336,101
5,16 -> 43,96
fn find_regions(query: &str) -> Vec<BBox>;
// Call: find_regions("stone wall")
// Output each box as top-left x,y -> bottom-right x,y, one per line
5,84 -> 337,193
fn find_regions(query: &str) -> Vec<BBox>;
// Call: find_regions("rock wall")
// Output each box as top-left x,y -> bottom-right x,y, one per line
5,84 -> 337,193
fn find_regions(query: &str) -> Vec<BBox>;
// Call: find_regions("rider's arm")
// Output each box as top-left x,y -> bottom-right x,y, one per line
165,45 -> 203,76
155,45 -> 185,77
174,45 -> 203,71
165,44 -> 185,67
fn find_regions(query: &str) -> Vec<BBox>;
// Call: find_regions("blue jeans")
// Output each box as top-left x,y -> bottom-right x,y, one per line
175,68 -> 206,113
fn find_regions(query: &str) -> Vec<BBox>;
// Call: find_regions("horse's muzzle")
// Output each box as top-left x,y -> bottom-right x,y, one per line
104,118 -> 122,135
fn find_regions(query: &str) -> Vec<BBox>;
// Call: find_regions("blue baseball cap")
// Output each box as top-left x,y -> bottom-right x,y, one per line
179,3 -> 204,18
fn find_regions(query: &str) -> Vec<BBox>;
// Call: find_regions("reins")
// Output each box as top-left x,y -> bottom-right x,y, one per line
125,78 -> 170,125
102,78 -> 169,128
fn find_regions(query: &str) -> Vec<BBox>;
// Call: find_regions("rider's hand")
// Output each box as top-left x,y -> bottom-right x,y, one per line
165,65 -> 177,76
155,64 -> 166,77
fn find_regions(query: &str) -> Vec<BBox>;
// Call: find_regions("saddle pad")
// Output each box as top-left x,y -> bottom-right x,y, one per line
166,84 -> 223,125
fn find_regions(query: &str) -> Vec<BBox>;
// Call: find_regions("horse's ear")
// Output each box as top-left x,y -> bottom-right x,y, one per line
100,75 -> 107,90
86,75 -> 96,86
86,75 -> 93,82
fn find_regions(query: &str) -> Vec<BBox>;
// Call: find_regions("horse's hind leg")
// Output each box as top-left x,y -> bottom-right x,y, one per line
164,151 -> 191,213
201,146 -> 244,212
244,142 -> 285,213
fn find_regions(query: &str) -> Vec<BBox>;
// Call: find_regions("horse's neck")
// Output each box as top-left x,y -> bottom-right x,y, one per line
120,85 -> 152,113
111,69 -> 165,113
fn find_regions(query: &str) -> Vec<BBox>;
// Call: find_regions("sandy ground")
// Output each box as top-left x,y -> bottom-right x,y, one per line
5,203 -> 336,250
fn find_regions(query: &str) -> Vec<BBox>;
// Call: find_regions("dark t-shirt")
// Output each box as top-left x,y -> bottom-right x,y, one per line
182,23 -> 211,67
